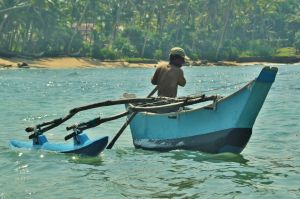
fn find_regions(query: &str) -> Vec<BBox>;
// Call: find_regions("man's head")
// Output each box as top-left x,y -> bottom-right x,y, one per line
169,47 -> 188,67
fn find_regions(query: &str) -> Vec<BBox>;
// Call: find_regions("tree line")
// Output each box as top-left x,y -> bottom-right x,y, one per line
0,0 -> 300,61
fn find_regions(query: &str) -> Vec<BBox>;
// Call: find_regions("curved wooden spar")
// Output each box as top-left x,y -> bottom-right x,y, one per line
26,97 -> 157,138
106,87 -> 158,149
128,95 -> 217,113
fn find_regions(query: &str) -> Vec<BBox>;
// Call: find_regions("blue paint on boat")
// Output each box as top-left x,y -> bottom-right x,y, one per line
129,67 -> 278,154
10,133 -> 108,156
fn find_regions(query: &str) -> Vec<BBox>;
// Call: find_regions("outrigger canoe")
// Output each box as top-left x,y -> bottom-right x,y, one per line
10,133 -> 108,156
10,66 -> 277,155
127,66 -> 278,153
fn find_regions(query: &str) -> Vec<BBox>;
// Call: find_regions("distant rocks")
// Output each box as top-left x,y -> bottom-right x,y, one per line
17,62 -> 29,68
215,61 -> 240,66
189,60 -> 240,66
0,64 -> 12,68
1,62 -> 30,68
237,56 -> 300,63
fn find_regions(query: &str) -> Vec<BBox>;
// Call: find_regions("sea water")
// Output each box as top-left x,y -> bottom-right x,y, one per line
0,65 -> 299,198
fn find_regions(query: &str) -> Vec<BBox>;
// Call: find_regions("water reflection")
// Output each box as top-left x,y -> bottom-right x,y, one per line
1,66 -> 299,198
166,150 -> 249,164
104,148 -> 282,198
68,154 -> 105,166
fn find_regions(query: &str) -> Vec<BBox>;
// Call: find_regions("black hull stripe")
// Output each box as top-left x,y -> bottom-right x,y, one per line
133,128 -> 252,154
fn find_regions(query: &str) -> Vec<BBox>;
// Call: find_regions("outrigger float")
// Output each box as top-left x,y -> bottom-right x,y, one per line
10,66 -> 277,156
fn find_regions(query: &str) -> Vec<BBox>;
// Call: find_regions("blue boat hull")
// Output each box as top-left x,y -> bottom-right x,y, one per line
129,67 -> 278,154
10,133 -> 108,156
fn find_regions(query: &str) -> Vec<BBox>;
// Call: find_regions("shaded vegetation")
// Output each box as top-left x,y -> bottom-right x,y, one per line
0,0 -> 300,61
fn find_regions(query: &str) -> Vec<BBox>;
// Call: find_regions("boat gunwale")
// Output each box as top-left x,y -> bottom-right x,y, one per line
135,79 -> 255,116
131,66 -> 277,116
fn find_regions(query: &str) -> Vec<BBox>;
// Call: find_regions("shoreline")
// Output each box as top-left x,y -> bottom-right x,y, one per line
0,57 -> 297,69
0,57 -> 162,69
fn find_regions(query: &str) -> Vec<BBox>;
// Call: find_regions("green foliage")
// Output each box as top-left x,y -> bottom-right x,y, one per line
295,31 -> 300,53
187,52 -> 199,60
247,40 -> 276,57
218,47 -> 239,60
99,48 -> 119,60
275,47 -> 298,56
198,41 -> 218,61
0,0 -> 300,60
122,26 -> 144,56
153,50 -> 163,60
113,36 -> 138,57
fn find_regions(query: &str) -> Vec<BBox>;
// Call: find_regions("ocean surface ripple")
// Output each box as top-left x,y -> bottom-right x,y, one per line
0,65 -> 299,198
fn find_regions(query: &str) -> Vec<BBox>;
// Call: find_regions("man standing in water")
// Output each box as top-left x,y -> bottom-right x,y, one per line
151,47 -> 187,97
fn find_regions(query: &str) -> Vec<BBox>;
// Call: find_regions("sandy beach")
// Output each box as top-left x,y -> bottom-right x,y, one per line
0,57 -> 290,69
0,57 -> 165,69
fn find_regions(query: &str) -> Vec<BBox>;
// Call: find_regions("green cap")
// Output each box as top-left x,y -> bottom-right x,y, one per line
169,47 -> 189,60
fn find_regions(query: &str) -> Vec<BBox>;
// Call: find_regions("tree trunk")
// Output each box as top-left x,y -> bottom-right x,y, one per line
67,1 -> 90,54
141,11 -> 152,57
0,14 -> 8,36
141,36 -> 147,57
215,0 -> 233,60
111,2 -> 124,46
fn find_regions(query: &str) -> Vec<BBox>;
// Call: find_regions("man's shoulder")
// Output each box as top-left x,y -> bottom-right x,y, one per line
156,63 -> 168,68
155,63 -> 169,71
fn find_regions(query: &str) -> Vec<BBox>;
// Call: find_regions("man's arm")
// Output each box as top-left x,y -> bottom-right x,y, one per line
151,68 -> 160,85
178,69 -> 186,86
